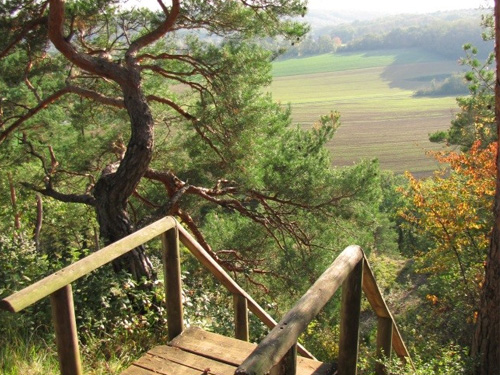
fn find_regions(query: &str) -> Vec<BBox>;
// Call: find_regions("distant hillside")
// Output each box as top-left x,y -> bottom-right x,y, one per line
303,8 -> 386,29
269,48 -> 461,176
309,9 -> 487,36
279,9 -> 493,60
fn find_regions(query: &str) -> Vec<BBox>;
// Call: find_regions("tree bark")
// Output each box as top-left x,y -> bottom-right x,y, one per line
93,68 -> 156,280
471,1 -> 500,373
46,0 -> 180,281
35,194 -> 43,251
7,172 -> 21,231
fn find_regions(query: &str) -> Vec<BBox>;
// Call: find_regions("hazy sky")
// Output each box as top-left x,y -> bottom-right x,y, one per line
128,0 -> 494,15
308,0 -> 493,13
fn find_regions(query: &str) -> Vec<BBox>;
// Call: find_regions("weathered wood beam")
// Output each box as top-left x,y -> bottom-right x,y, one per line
50,284 -> 82,375
162,225 -> 184,340
0,217 -> 176,313
178,225 -> 315,359
375,317 -> 393,375
361,259 -> 391,318
234,294 -> 249,341
338,258 -> 363,375
361,256 -> 412,363
235,246 -> 363,375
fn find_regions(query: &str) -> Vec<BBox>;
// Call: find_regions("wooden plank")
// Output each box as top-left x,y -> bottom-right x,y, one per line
133,354 -> 204,375
171,327 -> 330,375
50,285 -> 82,375
178,227 -> 274,322
178,226 -> 315,359
361,257 -> 391,319
149,346 -> 237,375
297,360 -> 334,375
170,327 -> 255,366
236,246 -> 363,375
1,217 -> 177,313
361,255 -> 412,363
162,227 -> 184,340
392,323 -> 411,360
121,365 -> 162,375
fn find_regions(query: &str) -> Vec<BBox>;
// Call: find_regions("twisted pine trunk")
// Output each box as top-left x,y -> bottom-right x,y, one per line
45,0 -> 181,281
93,69 -> 156,280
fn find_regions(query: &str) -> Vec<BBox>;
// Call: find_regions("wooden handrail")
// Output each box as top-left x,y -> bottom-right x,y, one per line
235,246 -> 363,375
0,216 -> 316,373
1,216 -> 412,375
235,246 -> 413,375
362,258 -> 411,360
0,217 -> 177,313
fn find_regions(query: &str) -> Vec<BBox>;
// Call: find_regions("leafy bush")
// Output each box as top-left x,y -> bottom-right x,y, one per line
414,74 -> 469,97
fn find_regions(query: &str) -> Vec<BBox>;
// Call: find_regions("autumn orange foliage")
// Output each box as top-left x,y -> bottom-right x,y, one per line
401,141 -> 496,308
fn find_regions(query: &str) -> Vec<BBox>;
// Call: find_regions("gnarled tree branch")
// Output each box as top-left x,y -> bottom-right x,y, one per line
126,0 -> 180,58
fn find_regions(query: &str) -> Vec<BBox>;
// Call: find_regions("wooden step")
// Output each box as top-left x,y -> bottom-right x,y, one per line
121,326 -> 333,375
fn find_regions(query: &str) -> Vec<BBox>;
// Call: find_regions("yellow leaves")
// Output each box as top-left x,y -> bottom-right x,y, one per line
400,141 -> 495,289
472,310 -> 479,324
426,294 -> 439,305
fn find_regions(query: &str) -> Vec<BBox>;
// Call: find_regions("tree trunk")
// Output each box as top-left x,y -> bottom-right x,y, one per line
471,2 -> 500,373
45,0 -> 181,282
93,67 -> 156,281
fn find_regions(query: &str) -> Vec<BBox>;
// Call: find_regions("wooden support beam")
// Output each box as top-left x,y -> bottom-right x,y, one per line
338,258 -> 363,375
280,342 -> 298,375
50,284 -> 82,375
375,317 -> 393,375
362,255 -> 412,366
234,294 -> 249,341
162,226 -> 184,340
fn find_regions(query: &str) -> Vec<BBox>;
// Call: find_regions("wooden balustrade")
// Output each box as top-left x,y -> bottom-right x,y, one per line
234,294 -> 250,341
177,225 -> 315,359
338,257 -> 363,375
0,216 -> 412,375
162,226 -> 184,341
236,246 -> 413,375
50,285 -> 82,375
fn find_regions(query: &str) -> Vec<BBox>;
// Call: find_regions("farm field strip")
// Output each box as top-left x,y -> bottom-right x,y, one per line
270,50 -> 462,175
271,48 -> 447,77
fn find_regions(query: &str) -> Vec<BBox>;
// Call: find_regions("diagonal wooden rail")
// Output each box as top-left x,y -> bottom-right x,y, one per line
235,246 -> 413,375
0,216 -> 411,375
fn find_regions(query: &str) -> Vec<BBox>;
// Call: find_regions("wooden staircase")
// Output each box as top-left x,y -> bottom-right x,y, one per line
122,327 -> 333,375
1,216 -> 412,375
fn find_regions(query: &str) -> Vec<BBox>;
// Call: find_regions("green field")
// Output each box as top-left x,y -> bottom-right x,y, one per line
270,49 -> 463,176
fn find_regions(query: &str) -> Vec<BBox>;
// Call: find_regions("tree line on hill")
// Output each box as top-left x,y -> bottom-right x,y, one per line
278,10 -> 493,60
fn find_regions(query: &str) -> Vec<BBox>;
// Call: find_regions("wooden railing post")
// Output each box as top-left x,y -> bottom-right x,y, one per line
50,284 -> 82,375
283,342 -> 298,375
162,225 -> 184,340
375,317 -> 393,375
234,294 -> 249,341
338,258 -> 363,375
269,343 -> 297,375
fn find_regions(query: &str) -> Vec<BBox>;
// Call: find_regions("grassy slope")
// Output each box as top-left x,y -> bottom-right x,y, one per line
270,49 -> 462,176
